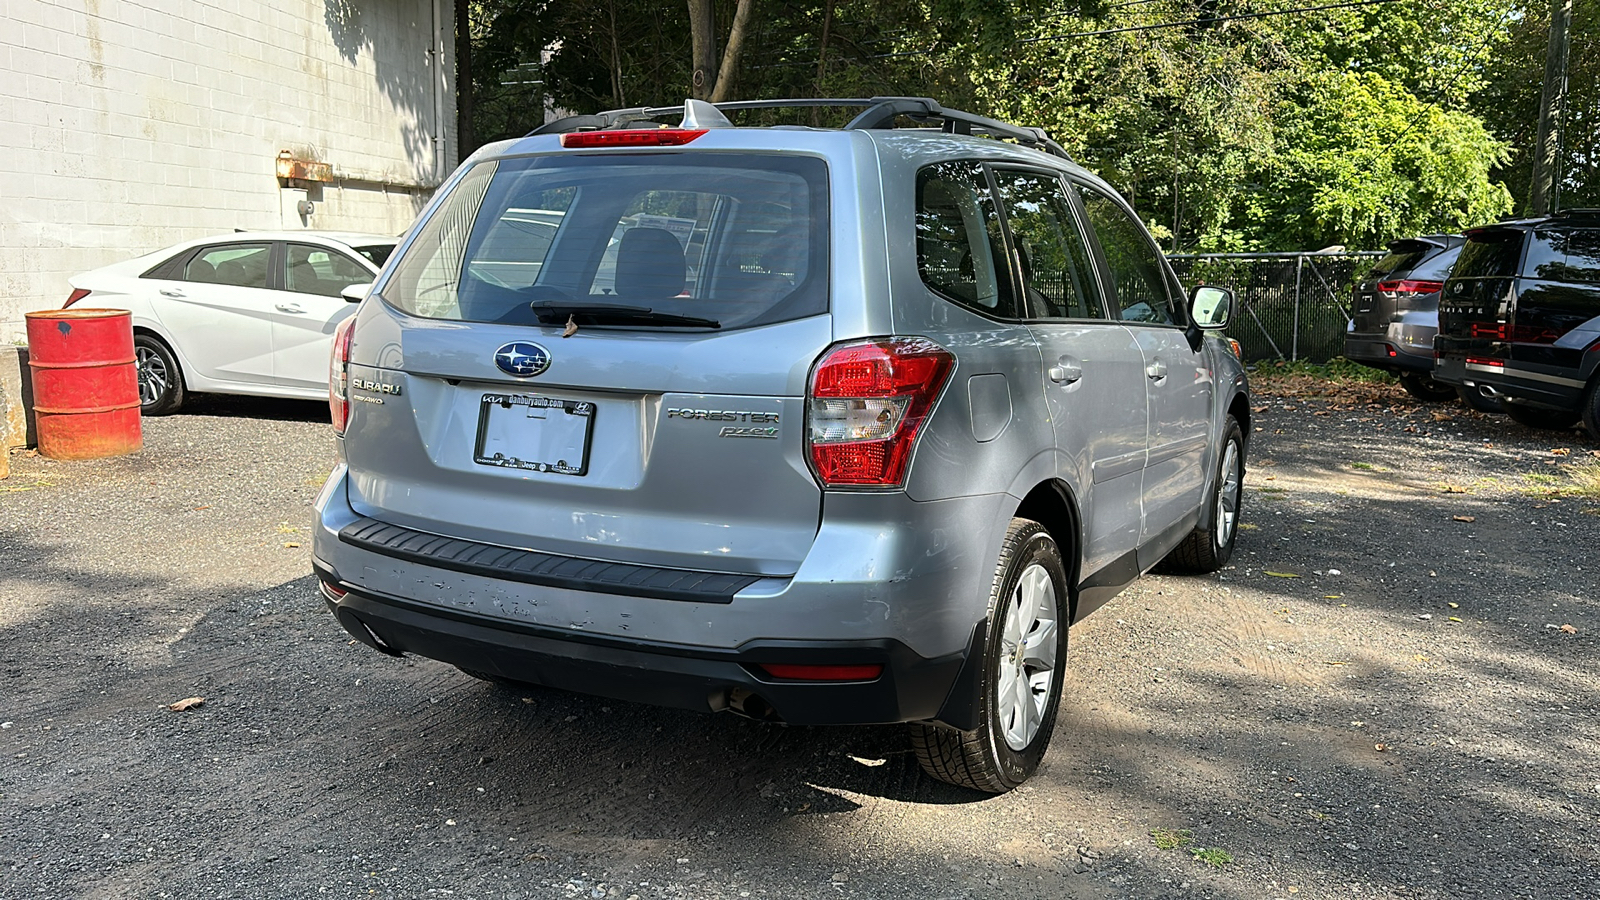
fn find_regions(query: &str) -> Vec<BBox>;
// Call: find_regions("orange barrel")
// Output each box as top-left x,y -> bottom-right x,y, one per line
24,308 -> 142,460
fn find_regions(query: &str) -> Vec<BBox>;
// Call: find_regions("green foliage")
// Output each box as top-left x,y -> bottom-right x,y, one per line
459,0 -> 1583,246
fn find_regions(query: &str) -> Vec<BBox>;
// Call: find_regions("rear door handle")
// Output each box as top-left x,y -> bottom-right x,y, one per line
1146,359 -> 1167,381
1048,356 -> 1083,384
275,303 -> 306,314
159,289 -> 186,298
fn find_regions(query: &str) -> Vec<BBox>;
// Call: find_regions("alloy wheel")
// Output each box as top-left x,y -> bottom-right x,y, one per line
996,562 -> 1058,751
136,345 -> 168,407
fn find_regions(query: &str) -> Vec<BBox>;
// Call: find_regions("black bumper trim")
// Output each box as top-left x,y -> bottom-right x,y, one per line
337,516 -> 760,604
312,561 -> 975,727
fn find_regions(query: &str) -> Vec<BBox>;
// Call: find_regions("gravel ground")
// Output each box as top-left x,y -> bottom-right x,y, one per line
1,386 -> 1597,900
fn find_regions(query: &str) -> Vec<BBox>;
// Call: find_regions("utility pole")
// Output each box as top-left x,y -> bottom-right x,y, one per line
1529,0 -> 1573,215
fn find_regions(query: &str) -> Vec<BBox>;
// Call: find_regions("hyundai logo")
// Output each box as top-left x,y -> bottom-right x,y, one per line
494,341 -> 551,378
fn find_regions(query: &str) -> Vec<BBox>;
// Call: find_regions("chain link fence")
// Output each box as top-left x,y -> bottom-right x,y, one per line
1167,252 -> 1386,363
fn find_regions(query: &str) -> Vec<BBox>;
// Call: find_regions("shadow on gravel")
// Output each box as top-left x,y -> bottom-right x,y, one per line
170,394 -> 330,423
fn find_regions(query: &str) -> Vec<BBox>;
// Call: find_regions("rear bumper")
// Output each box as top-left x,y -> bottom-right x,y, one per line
310,464 -> 1007,729
1344,325 -> 1434,373
1433,355 -> 1587,408
314,567 -> 979,727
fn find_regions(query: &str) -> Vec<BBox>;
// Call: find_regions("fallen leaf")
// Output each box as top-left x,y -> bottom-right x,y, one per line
1430,411 -> 1453,422
1452,515 -> 1476,523
1448,602 -> 1459,609
1560,624 -> 1578,634
562,314 -> 578,338
1374,743 -> 1388,752
192,505 -> 211,511
1324,594 -> 1341,599
167,697 -> 205,712
1264,571 -> 1300,578
1551,447 -> 1571,456
282,541 -> 301,548
1439,485 -> 1468,494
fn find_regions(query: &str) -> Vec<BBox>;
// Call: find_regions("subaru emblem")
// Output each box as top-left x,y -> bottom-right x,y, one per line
494,341 -> 551,378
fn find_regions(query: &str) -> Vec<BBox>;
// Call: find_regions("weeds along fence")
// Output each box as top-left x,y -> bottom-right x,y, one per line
1167,251 -> 1385,363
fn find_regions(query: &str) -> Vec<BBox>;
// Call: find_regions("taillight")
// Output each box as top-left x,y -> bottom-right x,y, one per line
1377,280 -> 1443,295
1466,356 -> 1504,368
64,288 -> 91,308
757,664 -> 883,682
329,316 -> 355,434
1467,322 -> 1562,343
560,129 -> 707,148
807,337 -> 955,487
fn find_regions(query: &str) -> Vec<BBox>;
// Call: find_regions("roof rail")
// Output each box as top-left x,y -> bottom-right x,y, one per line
529,97 -> 1074,163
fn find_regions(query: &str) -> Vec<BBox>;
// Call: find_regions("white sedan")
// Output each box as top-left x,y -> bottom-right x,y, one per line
66,232 -> 395,414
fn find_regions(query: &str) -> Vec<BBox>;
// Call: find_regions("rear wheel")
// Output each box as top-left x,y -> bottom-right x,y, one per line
1398,373 -> 1458,402
134,334 -> 185,415
1504,403 -> 1581,431
910,518 -> 1067,794
1457,385 -> 1505,414
1161,415 -> 1244,574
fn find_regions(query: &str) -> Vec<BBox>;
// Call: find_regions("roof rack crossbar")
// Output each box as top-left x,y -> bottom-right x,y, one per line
526,96 -> 1073,162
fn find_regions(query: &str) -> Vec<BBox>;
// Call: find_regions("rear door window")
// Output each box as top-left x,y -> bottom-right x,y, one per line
184,244 -> 272,289
383,154 -> 829,330
992,169 -> 1105,320
915,161 -> 1015,318
1527,229 -> 1600,285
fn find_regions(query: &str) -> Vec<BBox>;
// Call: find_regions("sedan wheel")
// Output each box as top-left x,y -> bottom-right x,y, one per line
133,335 -> 185,415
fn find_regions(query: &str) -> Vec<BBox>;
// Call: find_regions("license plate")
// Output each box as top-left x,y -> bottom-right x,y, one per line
474,393 -> 594,476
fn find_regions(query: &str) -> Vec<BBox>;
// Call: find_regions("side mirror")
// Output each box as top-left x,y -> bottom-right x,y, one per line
1189,285 -> 1233,330
341,282 -> 373,303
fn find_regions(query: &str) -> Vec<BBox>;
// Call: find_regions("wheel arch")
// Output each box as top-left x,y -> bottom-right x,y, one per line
1012,479 -> 1083,623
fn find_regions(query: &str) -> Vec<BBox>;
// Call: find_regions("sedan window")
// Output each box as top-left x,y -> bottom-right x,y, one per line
185,244 -> 271,288
287,244 -> 372,297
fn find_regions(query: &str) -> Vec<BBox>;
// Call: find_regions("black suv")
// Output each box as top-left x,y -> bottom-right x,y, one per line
1345,234 -> 1464,401
1434,210 -> 1600,437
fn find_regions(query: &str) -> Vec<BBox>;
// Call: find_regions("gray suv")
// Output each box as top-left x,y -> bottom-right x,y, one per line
312,98 -> 1251,793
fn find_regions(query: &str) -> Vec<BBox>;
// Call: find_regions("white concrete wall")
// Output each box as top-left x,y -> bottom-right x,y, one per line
0,0 -> 456,341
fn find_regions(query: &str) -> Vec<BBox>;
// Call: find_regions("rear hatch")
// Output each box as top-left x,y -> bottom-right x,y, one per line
1437,227 -> 1524,363
1350,238 -> 1457,335
341,145 -> 835,577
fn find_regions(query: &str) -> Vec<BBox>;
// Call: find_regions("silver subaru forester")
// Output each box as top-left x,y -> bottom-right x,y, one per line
312,98 -> 1250,793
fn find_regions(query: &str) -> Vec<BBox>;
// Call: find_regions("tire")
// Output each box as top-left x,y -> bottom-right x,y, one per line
134,334 -> 185,415
1160,415 -> 1245,574
1457,385 -> 1505,414
1503,403 -> 1581,431
1583,379 -> 1600,441
910,518 -> 1068,794
1398,373 -> 1458,402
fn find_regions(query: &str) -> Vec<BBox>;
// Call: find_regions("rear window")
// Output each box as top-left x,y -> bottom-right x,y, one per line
381,153 -> 829,330
1408,244 -> 1462,282
1368,247 -> 1429,279
1453,230 -> 1524,280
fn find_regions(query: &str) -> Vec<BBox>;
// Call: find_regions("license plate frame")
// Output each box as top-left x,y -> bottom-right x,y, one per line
473,393 -> 595,476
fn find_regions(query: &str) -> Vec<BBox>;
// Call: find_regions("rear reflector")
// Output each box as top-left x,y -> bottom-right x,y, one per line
1385,344 -> 1398,358
560,129 -> 708,148
64,288 -> 91,308
758,664 -> 884,682
319,579 -> 348,600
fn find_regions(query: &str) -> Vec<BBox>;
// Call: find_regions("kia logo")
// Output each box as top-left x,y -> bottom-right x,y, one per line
494,341 -> 551,378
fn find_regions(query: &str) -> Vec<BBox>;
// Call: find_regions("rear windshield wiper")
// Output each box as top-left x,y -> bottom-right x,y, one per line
529,301 -> 720,329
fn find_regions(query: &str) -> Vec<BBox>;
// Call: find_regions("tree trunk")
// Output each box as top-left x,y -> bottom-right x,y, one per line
689,0 -> 717,100
455,0 -> 473,156
709,0 -> 757,103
